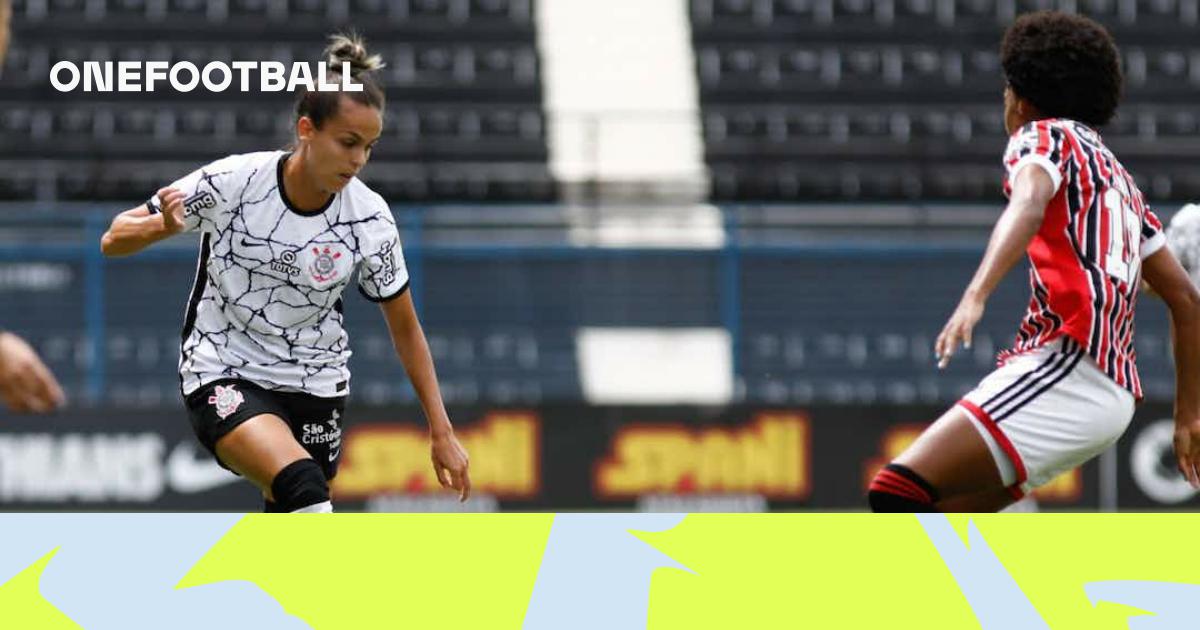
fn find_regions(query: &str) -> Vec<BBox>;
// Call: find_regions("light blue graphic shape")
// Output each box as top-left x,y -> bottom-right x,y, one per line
1085,581 -> 1200,629
523,514 -> 691,630
0,514 -> 310,630
916,514 -> 1051,629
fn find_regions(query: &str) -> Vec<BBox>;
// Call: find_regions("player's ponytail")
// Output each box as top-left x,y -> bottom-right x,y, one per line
294,32 -> 386,130
325,33 -> 385,79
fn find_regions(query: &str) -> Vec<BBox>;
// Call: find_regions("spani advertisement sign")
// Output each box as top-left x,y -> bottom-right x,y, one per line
0,405 -> 1190,511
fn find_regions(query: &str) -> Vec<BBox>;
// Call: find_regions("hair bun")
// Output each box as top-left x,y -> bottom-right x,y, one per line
325,33 -> 385,77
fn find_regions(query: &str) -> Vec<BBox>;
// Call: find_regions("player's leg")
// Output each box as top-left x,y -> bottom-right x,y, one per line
213,414 -> 331,513
867,339 -> 1075,512
868,405 -> 1008,512
871,338 -> 1136,513
277,391 -> 347,483
186,379 -> 330,512
962,342 -> 1134,505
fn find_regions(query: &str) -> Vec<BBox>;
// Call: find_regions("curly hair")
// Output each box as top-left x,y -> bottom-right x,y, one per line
1001,11 -> 1123,126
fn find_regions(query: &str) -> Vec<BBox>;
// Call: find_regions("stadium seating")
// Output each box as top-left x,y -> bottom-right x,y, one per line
4,0 -> 1198,202
1,0 -> 552,201
691,0 -> 1200,201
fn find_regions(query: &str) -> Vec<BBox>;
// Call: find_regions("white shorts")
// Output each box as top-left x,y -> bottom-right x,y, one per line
957,336 -> 1135,498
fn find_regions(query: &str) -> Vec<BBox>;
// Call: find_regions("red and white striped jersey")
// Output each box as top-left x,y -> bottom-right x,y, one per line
997,118 -> 1165,399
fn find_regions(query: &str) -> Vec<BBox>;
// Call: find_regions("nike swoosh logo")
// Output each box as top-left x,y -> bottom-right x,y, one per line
166,442 -> 240,493
240,238 -> 264,248
329,448 -> 340,462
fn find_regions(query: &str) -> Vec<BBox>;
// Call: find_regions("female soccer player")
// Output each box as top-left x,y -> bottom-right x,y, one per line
869,11 -> 1200,512
99,35 -> 470,512
1165,203 -> 1200,284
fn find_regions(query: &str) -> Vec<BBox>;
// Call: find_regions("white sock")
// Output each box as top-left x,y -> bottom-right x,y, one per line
291,500 -> 333,513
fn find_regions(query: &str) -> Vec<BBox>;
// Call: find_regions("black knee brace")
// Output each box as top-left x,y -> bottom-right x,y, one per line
269,458 -> 329,513
867,463 -> 939,513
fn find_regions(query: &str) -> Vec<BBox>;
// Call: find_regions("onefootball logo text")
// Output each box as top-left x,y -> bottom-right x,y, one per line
49,60 -> 366,93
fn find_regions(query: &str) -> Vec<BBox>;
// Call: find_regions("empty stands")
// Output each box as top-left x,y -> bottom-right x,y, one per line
691,0 -> 1200,201
1,0 -> 553,201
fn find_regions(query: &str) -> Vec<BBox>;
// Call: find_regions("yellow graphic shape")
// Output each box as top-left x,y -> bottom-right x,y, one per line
972,514 -> 1200,629
0,548 -> 81,629
637,515 -> 980,629
638,514 -> 1200,629
178,514 -> 554,629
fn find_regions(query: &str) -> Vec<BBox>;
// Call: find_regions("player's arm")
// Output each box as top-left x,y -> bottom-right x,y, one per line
99,188 -> 187,257
377,291 -> 471,501
1142,248 -> 1200,487
935,165 -> 1056,368
0,330 -> 65,413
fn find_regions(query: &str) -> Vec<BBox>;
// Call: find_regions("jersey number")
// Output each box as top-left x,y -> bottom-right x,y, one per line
1103,188 -> 1141,285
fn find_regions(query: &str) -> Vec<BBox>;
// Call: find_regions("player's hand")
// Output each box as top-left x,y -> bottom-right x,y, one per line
431,429 -> 471,502
1173,415 -> 1200,488
0,332 -> 65,413
935,294 -> 985,369
157,187 -> 187,234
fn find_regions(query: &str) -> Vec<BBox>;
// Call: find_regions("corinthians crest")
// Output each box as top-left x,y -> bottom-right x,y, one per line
309,246 -> 343,282
208,384 -> 245,420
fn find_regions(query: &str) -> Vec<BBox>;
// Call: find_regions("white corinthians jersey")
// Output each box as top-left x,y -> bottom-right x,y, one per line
1168,203 -> 1200,288
147,151 -> 409,398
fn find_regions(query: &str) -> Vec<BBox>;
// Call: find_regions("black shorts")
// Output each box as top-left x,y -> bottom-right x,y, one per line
184,378 -> 346,480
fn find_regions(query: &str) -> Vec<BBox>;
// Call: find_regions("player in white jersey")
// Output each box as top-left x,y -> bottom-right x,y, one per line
868,12 -> 1200,512
1167,204 -> 1200,285
99,34 -> 470,512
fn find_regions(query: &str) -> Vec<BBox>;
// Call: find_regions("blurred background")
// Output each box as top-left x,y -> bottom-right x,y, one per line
0,0 -> 1197,511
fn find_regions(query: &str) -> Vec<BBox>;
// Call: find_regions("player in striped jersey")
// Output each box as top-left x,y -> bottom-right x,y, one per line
869,11 -> 1200,512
